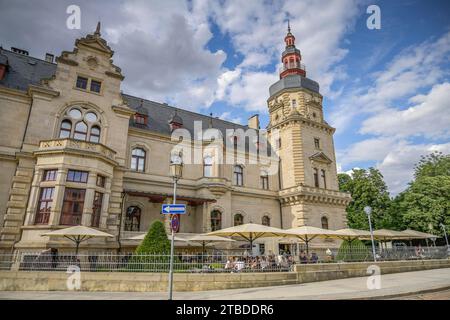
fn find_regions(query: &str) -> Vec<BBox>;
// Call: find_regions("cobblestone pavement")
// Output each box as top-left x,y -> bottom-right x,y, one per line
0,268 -> 449,300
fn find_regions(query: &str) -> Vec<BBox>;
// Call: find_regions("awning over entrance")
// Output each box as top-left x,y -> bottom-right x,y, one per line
123,189 -> 216,206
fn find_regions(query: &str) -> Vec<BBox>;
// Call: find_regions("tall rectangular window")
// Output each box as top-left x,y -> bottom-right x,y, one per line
34,187 -> 54,224
90,80 -> 102,93
76,76 -> 88,90
67,170 -> 89,183
321,169 -> 327,189
233,165 -> 243,186
42,169 -> 57,181
261,174 -> 269,190
314,138 -> 320,149
60,188 -> 85,225
313,168 -> 319,188
91,192 -> 103,227
96,175 -> 106,188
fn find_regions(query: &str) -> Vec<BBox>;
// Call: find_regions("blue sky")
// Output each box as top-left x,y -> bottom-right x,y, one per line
1,0 -> 449,194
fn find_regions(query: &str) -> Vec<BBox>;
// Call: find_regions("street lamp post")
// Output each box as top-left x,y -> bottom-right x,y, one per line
440,223 -> 449,255
168,155 -> 183,300
364,206 -> 377,262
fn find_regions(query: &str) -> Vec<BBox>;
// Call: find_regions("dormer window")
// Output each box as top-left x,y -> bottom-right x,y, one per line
134,113 -> 148,125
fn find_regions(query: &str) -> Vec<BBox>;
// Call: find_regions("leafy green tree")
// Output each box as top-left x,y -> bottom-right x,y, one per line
135,220 -> 170,254
336,239 -> 370,262
398,152 -> 450,237
414,151 -> 450,179
338,168 -> 392,230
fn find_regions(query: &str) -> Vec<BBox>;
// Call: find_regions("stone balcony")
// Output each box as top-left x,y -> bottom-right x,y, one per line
35,138 -> 117,164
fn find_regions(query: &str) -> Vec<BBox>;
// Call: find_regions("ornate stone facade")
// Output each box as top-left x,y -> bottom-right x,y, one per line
0,24 -> 350,254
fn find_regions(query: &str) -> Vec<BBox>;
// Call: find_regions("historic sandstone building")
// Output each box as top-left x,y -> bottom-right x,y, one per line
0,24 -> 350,254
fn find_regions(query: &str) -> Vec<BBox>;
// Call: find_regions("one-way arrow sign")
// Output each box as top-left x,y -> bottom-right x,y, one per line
161,204 -> 186,214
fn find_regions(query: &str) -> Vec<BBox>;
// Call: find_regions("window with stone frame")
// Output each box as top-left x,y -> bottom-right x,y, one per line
321,216 -> 329,229
34,187 -> 54,224
313,168 -> 319,188
60,188 -> 85,225
43,169 -> 57,181
59,106 -> 102,143
131,148 -> 146,172
203,156 -> 213,177
234,214 -> 244,226
210,210 -> 222,231
321,169 -> 327,189
124,206 -> 141,231
91,192 -> 103,228
262,215 -> 270,226
67,170 -> 89,183
260,169 -> 269,190
233,165 -> 243,186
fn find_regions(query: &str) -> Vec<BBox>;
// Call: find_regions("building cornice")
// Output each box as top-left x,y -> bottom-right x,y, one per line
279,185 -> 351,206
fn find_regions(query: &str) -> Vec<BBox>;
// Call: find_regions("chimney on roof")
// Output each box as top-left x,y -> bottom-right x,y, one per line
11,47 -> 29,56
45,53 -> 54,63
248,114 -> 260,129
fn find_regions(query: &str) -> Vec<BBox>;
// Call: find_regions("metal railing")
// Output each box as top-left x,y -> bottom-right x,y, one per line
1,246 -> 448,273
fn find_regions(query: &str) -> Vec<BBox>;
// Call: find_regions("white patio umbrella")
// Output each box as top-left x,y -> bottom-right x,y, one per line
207,223 -> 292,250
284,226 -> 341,255
127,232 -> 203,248
401,229 -> 439,240
185,234 -> 235,255
41,226 -> 114,255
334,228 -> 373,258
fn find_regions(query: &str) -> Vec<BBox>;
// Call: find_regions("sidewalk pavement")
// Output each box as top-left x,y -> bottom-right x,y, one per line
1,268 -> 449,300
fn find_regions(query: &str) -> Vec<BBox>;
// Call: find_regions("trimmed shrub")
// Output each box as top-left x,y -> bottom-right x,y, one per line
336,239 -> 371,262
128,220 -> 172,272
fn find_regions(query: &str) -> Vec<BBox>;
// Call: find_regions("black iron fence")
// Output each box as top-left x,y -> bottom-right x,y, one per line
1,246 -> 448,273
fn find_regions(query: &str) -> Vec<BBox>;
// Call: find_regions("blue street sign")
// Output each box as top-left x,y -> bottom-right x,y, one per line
162,204 -> 186,214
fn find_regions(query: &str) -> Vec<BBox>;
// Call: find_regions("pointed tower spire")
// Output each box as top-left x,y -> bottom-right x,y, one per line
280,22 -> 306,79
94,21 -> 101,36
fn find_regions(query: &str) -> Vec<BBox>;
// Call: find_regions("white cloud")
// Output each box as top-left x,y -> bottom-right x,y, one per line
330,30 -> 450,132
360,83 -> 450,139
227,71 -> 279,112
378,142 -> 450,194
338,81 -> 450,194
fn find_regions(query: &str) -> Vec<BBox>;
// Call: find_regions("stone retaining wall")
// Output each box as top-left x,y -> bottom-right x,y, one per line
0,259 -> 449,292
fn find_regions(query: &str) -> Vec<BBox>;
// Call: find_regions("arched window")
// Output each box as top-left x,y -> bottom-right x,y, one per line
74,121 -> 88,141
59,106 -> 102,142
124,206 -> 141,231
321,216 -> 329,230
233,165 -> 243,186
260,169 -> 269,190
210,210 -> 222,231
203,156 -> 213,177
234,214 -> 244,226
59,120 -> 72,138
262,215 -> 270,226
89,126 -> 101,143
131,148 -> 146,172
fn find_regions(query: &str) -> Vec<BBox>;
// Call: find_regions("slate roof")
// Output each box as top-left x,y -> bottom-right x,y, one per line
0,48 -> 56,91
123,93 -> 248,137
